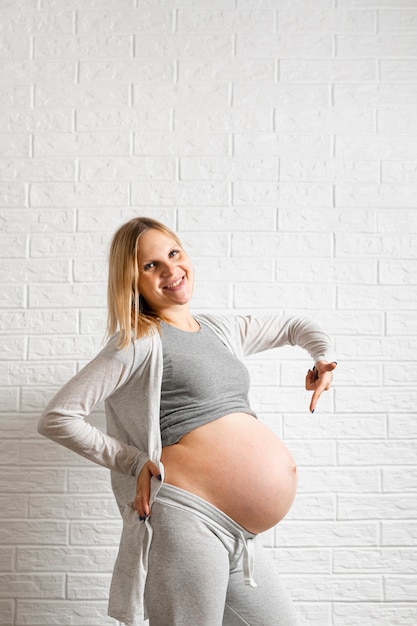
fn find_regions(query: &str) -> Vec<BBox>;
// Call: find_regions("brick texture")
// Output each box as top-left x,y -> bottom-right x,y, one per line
1,1 -> 416,625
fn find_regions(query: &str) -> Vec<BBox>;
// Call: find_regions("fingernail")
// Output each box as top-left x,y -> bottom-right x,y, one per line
312,366 -> 316,372
157,474 -> 162,481
311,409 -> 315,414
138,515 -> 146,521
332,361 -> 338,365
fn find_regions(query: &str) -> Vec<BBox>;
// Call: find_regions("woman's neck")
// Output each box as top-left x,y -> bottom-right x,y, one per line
160,308 -> 199,332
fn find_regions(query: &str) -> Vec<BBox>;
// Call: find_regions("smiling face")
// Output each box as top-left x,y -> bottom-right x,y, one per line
137,228 -> 194,316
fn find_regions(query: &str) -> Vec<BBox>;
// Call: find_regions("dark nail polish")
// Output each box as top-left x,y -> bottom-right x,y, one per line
311,409 -> 315,414
139,515 -> 146,521
157,474 -> 162,481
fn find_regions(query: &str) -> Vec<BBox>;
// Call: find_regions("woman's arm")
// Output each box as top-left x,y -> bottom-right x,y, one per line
237,315 -> 335,362
38,346 -> 148,477
237,314 -> 337,413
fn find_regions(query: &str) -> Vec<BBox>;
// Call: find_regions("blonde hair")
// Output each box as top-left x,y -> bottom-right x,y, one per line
107,217 -> 182,349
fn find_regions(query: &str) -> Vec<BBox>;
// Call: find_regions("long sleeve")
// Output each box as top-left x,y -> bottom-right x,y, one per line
38,343 -> 148,477
236,315 -> 335,363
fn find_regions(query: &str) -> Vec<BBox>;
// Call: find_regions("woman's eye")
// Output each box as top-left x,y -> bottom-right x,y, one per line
144,262 -> 155,271
169,249 -> 180,258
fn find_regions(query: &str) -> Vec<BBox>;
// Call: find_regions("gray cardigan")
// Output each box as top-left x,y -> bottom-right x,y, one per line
38,314 -> 334,625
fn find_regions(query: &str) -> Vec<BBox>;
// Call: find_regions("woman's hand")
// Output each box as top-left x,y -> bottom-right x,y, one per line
133,460 -> 161,519
305,360 -> 337,413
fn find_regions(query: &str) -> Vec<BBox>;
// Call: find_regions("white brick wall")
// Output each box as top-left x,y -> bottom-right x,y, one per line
1,1 -> 416,624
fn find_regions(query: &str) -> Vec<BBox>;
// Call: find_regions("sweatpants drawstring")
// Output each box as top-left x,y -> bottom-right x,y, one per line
240,533 -> 258,587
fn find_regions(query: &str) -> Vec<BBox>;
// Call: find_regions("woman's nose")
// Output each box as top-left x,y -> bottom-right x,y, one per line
161,260 -> 175,275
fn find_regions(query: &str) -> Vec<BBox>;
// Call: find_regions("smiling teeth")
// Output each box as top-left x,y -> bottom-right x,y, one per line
166,277 -> 183,288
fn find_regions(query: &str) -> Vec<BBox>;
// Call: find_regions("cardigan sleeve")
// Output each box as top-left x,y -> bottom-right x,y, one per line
236,315 -> 335,363
37,338 -> 149,477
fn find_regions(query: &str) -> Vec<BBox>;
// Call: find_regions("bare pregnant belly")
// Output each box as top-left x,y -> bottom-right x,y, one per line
160,413 -> 298,534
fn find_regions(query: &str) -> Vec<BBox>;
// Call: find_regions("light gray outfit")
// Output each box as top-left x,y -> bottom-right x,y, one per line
145,483 -> 300,626
38,314 -> 334,625
159,320 -> 256,446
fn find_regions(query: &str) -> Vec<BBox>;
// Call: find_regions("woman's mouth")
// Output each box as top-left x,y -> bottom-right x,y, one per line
163,276 -> 185,290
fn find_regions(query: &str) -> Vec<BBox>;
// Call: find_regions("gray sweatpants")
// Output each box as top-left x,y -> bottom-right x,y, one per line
144,483 -> 300,626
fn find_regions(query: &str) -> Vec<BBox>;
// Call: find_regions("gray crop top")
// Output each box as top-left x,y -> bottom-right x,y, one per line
160,320 -> 256,446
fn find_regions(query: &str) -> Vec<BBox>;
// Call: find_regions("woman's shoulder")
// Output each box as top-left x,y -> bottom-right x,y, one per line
194,313 -> 245,351
88,330 -> 161,393
195,313 -> 239,332
99,329 -> 159,366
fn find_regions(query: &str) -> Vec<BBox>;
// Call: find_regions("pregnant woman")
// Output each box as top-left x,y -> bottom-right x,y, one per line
38,217 -> 336,626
